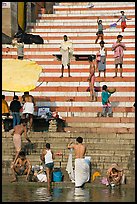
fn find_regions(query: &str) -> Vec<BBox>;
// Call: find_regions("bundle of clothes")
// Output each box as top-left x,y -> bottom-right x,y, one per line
14,30 -> 44,44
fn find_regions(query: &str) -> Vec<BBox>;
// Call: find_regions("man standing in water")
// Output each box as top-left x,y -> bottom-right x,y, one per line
60,35 -> 73,78
68,137 -> 90,187
41,143 -> 55,195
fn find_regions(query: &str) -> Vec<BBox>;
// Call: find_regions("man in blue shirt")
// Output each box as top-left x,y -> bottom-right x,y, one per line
101,85 -> 113,117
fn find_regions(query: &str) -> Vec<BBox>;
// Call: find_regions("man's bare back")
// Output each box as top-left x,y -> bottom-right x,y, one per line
14,124 -> 25,135
68,137 -> 86,158
73,143 -> 86,158
13,123 -> 31,143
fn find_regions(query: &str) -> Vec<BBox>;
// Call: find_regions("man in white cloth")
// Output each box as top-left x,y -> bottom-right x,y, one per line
67,137 -> 90,187
60,35 -> 73,78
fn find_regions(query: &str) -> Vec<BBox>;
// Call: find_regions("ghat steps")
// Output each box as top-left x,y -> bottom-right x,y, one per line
2,2 -> 135,183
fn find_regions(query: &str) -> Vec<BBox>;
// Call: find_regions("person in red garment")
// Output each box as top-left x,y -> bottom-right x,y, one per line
116,11 -> 132,32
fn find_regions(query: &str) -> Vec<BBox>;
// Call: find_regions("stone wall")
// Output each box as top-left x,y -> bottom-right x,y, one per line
2,5 -> 12,37
2,2 -> 46,38
45,2 -> 56,14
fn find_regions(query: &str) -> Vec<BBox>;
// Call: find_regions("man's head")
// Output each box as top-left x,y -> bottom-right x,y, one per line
120,11 -> 124,15
76,137 -> 83,143
13,95 -> 19,100
102,85 -> 108,91
46,143 -> 50,149
100,40 -> 105,47
19,150 -> 26,159
21,118 -> 28,126
63,35 -> 68,41
24,91 -> 29,95
117,34 -> 123,42
98,19 -> 102,24
112,168 -> 118,173
2,95 -> 5,100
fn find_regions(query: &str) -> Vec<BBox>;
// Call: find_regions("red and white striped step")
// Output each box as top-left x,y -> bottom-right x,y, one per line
2,2 -> 135,133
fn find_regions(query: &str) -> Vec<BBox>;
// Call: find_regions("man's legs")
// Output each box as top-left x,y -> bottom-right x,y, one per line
95,35 -> 99,44
45,167 -> 52,195
102,106 -> 107,117
16,112 -> 21,125
18,56 -> 23,60
12,113 -> 16,128
108,106 -> 113,117
60,64 -> 64,78
101,34 -> 104,41
104,70 -> 106,78
113,64 -> 118,78
68,64 -> 71,77
28,114 -> 33,130
10,164 -> 18,182
97,71 -> 101,77
121,22 -> 127,32
119,64 -> 123,78
13,150 -> 20,164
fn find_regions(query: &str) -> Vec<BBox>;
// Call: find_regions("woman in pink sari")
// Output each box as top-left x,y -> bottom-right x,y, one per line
112,34 -> 126,78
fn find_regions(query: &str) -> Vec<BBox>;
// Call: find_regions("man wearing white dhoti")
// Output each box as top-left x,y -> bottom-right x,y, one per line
60,35 -> 73,78
67,137 -> 90,187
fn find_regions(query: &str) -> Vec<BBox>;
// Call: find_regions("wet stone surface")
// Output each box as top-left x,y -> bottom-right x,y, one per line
2,175 -> 135,202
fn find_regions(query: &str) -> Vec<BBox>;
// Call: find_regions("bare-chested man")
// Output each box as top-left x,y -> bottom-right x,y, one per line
10,150 -> 32,182
68,136 -> 86,158
68,137 -> 90,187
11,119 -> 31,164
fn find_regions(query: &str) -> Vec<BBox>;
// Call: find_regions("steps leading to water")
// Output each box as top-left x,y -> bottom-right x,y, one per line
2,2 -> 135,184
2,131 -> 135,184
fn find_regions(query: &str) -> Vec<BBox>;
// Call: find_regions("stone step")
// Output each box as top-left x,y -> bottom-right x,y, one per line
34,43 -> 135,48
2,56 -> 135,65
3,90 -> 135,101
3,46 -> 135,52
65,121 -> 135,128
65,117 -> 135,123
30,13 -> 135,22
18,103 -> 135,111
3,131 -> 134,139
2,140 -> 134,152
38,76 -> 135,82
30,27 -> 135,33
15,30 -> 135,37
40,72 -> 135,77
32,20 -> 135,26
36,18 -> 135,24
2,55 -> 135,64
58,2 -> 135,6
54,8 -> 135,15
4,96 -> 135,105
65,126 -> 135,134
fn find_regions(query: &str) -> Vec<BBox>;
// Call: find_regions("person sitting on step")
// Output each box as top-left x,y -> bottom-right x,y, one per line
106,163 -> 125,187
10,150 -> 32,182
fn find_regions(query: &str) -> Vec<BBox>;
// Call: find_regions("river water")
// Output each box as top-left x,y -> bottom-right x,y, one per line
2,181 -> 135,202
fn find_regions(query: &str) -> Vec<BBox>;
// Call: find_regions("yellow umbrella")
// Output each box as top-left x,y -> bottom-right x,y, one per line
2,59 -> 42,92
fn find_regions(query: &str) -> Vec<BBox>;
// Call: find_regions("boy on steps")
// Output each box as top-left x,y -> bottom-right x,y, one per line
101,85 -> 113,117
